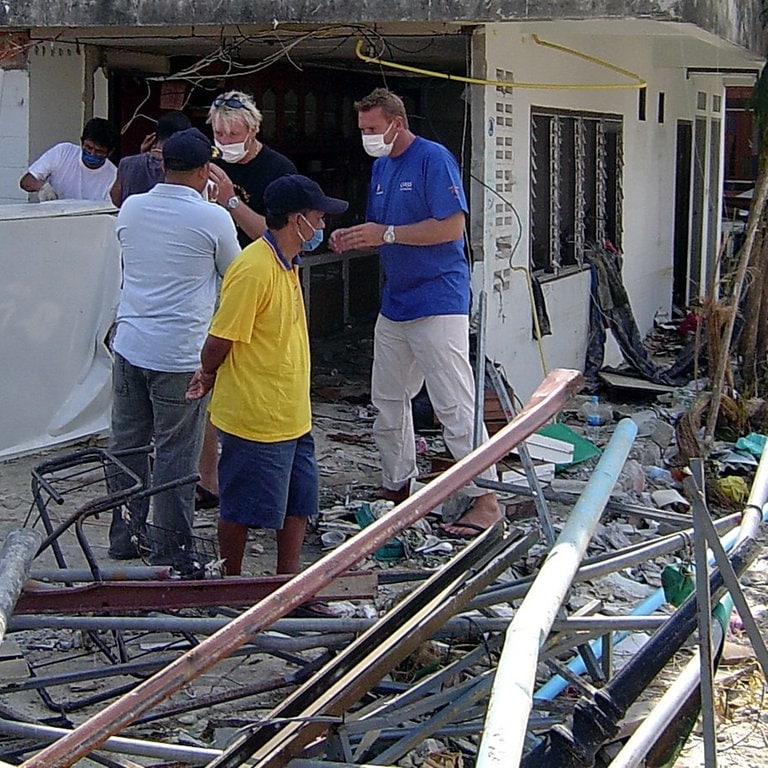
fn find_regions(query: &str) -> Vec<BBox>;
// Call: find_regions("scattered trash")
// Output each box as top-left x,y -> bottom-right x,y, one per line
718,475 -> 750,503
320,530 -> 346,548
355,502 -> 405,562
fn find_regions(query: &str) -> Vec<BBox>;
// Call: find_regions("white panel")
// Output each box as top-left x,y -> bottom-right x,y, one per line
0,201 -> 120,458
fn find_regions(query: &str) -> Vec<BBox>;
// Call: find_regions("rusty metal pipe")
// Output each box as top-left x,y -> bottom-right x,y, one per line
19,368 -> 582,768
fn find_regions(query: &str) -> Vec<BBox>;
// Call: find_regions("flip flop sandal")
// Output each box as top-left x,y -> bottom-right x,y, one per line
437,521 -> 489,540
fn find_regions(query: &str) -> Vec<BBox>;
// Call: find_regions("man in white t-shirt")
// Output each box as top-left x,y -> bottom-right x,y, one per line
20,117 -> 119,203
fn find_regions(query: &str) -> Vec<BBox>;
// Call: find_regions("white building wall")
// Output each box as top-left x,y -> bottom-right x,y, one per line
0,69 -> 29,204
25,43 -> 110,166
27,42 -> 87,160
473,21 -> 737,400
0,42 -> 112,204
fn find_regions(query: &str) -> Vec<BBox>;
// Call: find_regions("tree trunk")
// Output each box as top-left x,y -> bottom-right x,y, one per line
705,159 -> 768,444
738,208 -> 768,392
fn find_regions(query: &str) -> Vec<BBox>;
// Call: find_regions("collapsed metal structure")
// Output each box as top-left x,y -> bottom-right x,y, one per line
0,366 -> 766,768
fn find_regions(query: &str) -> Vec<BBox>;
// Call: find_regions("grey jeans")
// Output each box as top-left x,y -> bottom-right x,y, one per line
109,353 -> 207,568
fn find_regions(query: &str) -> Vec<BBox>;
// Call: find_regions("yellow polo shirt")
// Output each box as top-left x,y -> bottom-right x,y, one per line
208,234 -> 311,442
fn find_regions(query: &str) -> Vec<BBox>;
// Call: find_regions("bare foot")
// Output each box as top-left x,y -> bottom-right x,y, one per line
441,492 -> 502,538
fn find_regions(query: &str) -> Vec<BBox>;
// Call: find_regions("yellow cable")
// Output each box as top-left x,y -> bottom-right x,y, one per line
354,37 -> 646,90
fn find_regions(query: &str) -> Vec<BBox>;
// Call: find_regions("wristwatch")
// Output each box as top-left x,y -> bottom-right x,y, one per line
382,224 -> 396,244
226,195 -> 241,210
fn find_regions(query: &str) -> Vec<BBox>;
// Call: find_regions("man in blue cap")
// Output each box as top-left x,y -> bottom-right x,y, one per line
109,127 -> 241,571
186,174 -> 347,580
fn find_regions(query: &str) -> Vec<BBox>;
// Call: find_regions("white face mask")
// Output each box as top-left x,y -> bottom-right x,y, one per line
215,139 -> 248,163
362,122 -> 397,158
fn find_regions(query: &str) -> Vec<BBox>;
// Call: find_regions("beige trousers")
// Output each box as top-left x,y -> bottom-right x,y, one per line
371,313 -> 498,495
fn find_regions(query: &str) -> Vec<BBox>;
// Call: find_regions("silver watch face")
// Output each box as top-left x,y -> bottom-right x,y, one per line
227,196 -> 240,210
383,226 -> 395,244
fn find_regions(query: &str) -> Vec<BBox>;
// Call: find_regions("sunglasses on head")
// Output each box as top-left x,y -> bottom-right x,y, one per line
213,97 -> 248,109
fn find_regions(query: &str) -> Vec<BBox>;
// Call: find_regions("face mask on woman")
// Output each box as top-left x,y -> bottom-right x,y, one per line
215,140 -> 248,163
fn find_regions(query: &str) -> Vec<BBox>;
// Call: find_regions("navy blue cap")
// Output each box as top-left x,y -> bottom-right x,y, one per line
162,127 -> 218,171
264,174 -> 348,216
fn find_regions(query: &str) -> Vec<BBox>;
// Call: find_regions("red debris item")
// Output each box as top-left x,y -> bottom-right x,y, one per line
678,312 -> 699,335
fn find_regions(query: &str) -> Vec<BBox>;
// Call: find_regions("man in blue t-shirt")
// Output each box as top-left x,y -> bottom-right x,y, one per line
331,88 -> 501,538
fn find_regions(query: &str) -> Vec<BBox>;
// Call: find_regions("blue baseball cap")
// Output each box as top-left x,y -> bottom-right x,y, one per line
162,127 -> 219,171
264,174 -> 348,216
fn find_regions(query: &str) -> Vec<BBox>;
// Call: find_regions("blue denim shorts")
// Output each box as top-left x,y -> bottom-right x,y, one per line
218,430 -> 318,529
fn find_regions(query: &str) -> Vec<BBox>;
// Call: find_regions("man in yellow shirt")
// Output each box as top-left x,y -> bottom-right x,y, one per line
186,175 -> 347,576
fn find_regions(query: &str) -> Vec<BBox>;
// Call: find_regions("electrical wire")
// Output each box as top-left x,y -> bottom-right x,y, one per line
144,25 -> 387,86
354,35 -> 647,91
119,79 -> 153,135
469,172 -> 550,376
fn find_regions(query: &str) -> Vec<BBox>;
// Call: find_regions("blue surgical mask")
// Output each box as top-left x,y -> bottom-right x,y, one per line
81,150 -> 107,169
298,214 -> 324,252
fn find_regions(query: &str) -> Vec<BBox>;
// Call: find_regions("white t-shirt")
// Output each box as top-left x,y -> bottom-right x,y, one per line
27,142 -> 117,202
112,183 -> 241,372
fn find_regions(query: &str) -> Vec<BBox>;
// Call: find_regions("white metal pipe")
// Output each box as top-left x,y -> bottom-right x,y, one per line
477,418 -> 637,768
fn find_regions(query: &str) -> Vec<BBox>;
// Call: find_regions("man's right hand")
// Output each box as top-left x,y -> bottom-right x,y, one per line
185,368 -> 216,401
140,132 -> 157,154
328,228 -> 348,254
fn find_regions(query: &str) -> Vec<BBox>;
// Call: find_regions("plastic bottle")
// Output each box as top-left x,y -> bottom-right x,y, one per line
581,395 -> 603,442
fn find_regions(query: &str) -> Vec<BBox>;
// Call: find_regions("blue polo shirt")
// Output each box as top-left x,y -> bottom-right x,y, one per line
365,136 -> 470,321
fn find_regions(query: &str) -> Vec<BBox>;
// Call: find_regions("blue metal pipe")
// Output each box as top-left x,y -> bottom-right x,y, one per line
478,418 -> 638,768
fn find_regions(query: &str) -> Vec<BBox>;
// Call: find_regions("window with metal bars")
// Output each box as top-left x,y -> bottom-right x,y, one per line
530,107 -> 623,273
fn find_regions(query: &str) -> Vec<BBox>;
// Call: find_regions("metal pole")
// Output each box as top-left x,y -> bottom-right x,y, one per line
683,476 -> 768,681
29,566 -> 172,582
690,473 -> 718,767
473,290 -> 487,450
19,368 -> 583,768
477,418 -> 637,768
0,717 -> 221,764
476,476 -> 699,526
8,614 -> 512,637
485,359 -> 556,545
470,512 -> 739,610
0,529 -> 42,646
607,601 -> 730,768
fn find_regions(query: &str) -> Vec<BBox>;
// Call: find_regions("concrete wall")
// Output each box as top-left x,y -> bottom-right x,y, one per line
1,1 -> 766,55
471,20 -> 737,400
